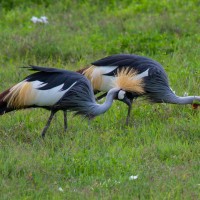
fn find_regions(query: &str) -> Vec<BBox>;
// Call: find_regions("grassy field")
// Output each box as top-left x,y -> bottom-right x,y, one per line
0,0 -> 200,199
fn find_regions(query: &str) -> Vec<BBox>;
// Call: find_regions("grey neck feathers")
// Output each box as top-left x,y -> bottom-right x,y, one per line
167,93 -> 200,104
92,88 -> 118,116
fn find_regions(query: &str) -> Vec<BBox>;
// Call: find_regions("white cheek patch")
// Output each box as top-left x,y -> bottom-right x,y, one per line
118,90 -> 126,100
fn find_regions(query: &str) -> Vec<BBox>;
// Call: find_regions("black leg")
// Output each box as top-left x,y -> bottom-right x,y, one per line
63,110 -> 67,131
96,92 -> 107,101
126,99 -> 133,126
41,110 -> 56,138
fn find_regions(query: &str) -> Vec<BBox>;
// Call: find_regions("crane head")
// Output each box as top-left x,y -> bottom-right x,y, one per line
192,99 -> 200,109
192,98 -> 200,109
117,90 -> 132,107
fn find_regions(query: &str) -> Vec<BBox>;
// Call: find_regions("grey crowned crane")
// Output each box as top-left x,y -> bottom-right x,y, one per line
78,54 -> 200,124
0,65 -> 141,137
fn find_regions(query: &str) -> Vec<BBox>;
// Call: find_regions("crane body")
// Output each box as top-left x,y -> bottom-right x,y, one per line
0,66 -> 128,137
78,54 -> 200,123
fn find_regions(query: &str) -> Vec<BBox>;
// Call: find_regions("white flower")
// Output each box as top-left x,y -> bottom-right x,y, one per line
58,187 -> 64,192
129,175 -> 138,180
40,16 -> 48,24
37,18 -> 43,23
184,92 -> 188,97
31,16 -> 48,24
31,16 -> 39,23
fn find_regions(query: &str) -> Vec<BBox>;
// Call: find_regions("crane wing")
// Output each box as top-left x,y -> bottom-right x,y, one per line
25,66 -> 82,90
2,66 -> 83,109
91,54 -> 166,76
88,54 -> 171,100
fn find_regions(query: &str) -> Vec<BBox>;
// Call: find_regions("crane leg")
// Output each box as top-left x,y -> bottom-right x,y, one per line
41,110 -> 56,138
126,99 -> 133,125
63,110 -> 67,131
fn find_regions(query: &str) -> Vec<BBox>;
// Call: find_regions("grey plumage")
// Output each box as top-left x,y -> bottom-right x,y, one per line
79,54 -> 200,123
0,66 -> 124,137
56,78 -> 119,118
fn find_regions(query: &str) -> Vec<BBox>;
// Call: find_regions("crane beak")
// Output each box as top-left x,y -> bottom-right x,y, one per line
121,95 -> 132,107
192,104 -> 199,109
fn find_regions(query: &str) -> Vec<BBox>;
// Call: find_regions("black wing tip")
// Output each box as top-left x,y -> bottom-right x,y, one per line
20,66 -> 31,69
20,65 -> 40,71
22,65 -> 59,72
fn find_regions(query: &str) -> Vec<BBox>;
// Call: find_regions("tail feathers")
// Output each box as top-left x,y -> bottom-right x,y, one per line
0,85 -> 32,115
0,102 -> 14,115
0,89 -> 11,115
24,65 -> 66,73
0,102 -> 7,115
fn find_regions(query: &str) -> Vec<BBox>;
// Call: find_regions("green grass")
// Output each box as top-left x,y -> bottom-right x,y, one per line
0,0 -> 200,199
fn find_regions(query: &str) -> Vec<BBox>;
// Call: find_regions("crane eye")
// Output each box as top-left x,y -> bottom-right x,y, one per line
118,90 -> 126,100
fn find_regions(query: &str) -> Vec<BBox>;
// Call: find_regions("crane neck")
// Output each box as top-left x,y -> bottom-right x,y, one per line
169,94 -> 200,105
94,88 -> 119,116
